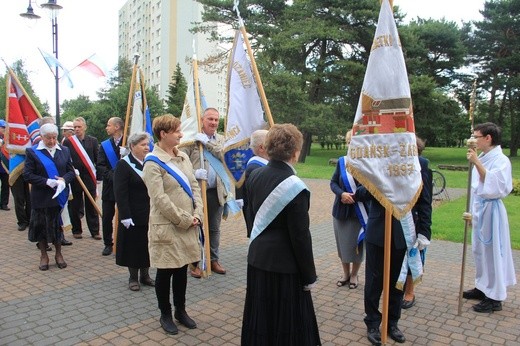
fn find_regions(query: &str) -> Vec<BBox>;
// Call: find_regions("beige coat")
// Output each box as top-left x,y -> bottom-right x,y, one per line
143,145 -> 203,269
180,132 -> 230,206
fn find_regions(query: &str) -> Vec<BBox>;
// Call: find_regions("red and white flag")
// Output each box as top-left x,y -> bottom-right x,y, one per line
77,55 -> 106,78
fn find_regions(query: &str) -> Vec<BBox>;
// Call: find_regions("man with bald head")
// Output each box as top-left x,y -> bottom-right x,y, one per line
98,117 -> 124,256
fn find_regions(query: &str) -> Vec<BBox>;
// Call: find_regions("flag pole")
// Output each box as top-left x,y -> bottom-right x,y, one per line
193,56 -> 212,276
458,79 -> 477,315
114,54 -> 140,253
380,208 -> 393,345
238,21 -> 274,127
7,68 -> 43,120
123,54 -> 140,146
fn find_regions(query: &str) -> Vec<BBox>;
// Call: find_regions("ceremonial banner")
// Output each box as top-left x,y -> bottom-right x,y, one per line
223,30 -> 267,187
346,0 -> 421,218
179,59 -> 208,146
5,69 -> 42,185
130,69 -> 153,147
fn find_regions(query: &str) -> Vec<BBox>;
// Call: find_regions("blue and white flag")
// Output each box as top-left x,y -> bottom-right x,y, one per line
38,48 -> 74,88
130,68 -> 154,149
223,30 -> 267,187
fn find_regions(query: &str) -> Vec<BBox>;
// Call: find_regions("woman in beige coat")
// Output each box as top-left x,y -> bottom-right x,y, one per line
143,115 -> 203,336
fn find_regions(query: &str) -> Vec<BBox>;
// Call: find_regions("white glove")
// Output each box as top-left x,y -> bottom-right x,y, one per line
119,146 -> 130,157
194,133 -> 209,145
74,169 -> 80,176
303,279 -> 318,291
194,168 -> 208,180
121,218 -> 135,229
416,234 -> 430,251
52,180 -> 66,199
46,179 -> 58,188
235,199 -> 244,209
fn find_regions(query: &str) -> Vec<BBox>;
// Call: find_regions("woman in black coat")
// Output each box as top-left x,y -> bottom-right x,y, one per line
23,124 -> 75,271
242,124 -> 320,346
114,132 -> 154,291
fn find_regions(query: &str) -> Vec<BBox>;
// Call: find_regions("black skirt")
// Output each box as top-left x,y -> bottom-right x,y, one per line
115,223 -> 150,269
241,265 -> 321,346
28,206 -> 63,244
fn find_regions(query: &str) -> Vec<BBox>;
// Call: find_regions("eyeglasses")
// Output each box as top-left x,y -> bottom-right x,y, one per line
473,135 -> 486,139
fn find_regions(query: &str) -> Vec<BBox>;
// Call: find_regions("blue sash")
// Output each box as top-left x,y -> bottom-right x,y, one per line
250,176 -> 308,244
204,149 -> 241,218
397,212 -> 423,289
338,156 -> 367,245
144,154 -> 193,200
32,146 -> 69,208
101,139 -> 118,170
246,156 -> 268,168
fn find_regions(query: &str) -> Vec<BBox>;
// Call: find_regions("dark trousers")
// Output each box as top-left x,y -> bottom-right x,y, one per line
69,181 -> 99,236
102,199 -> 116,246
206,188 -> 223,261
364,241 -> 406,329
0,172 -> 9,207
11,176 -> 31,227
155,265 -> 188,314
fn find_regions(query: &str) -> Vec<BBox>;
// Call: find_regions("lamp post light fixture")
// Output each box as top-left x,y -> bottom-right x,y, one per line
20,0 -> 63,130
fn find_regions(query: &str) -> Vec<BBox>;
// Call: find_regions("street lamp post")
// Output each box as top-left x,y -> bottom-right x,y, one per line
20,0 -> 63,130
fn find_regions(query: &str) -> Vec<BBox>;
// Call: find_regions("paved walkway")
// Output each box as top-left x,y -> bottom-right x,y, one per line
0,179 -> 519,345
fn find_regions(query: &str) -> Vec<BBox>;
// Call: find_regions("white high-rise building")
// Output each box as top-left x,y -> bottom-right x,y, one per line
118,0 -> 227,114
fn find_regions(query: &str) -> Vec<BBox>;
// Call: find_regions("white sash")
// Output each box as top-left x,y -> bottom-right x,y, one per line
69,135 -> 97,184
249,175 -> 308,244
122,154 -> 143,179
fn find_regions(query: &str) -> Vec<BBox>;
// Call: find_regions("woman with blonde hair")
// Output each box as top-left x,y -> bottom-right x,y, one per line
143,115 -> 203,335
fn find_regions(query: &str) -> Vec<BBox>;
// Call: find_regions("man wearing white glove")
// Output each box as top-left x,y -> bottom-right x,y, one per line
121,218 -> 135,229
98,117 -> 124,256
180,107 -> 230,277
402,138 -> 433,310
194,168 -> 208,181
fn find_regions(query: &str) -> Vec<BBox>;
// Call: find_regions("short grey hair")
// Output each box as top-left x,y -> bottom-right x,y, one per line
249,129 -> 268,154
40,123 -> 58,136
127,132 -> 150,149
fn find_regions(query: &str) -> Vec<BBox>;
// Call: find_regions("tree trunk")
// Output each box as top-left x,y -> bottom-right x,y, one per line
298,132 -> 312,163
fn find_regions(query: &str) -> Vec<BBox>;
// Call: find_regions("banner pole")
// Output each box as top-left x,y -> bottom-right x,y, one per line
193,57 -> 212,277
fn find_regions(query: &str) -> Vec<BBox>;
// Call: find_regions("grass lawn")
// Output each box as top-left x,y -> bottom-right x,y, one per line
297,144 -> 520,249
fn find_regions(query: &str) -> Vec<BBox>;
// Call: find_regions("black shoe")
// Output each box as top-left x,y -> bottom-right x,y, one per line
473,298 -> 502,313
367,327 -> 381,346
61,238 -> 73,246
388,325 -> 406,343
160,314 -> 178,335
401,296 -> 416,309
102,246 -> 113,256
175,309 -> 197,329
0,205 -> 10,211
463,287 -> 486,300
17,223 -> 28,231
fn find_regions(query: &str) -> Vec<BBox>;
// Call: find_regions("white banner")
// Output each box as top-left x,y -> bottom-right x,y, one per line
346,0 -> 421,218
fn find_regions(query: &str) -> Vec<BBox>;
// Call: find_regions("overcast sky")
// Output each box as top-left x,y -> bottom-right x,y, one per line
0,0 -> 485,116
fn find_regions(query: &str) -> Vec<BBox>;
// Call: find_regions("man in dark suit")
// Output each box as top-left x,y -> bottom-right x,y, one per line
62,117 -> 101,239
355,157 -> 432,345
98,117 -> 123,256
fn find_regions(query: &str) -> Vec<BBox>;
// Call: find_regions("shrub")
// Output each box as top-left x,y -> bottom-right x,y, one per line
512,178 -> 520,196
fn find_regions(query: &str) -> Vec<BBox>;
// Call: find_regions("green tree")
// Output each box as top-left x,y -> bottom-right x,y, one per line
467,0 -> 520,156
166,63 -> 188,117
0,60 -> 49,119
